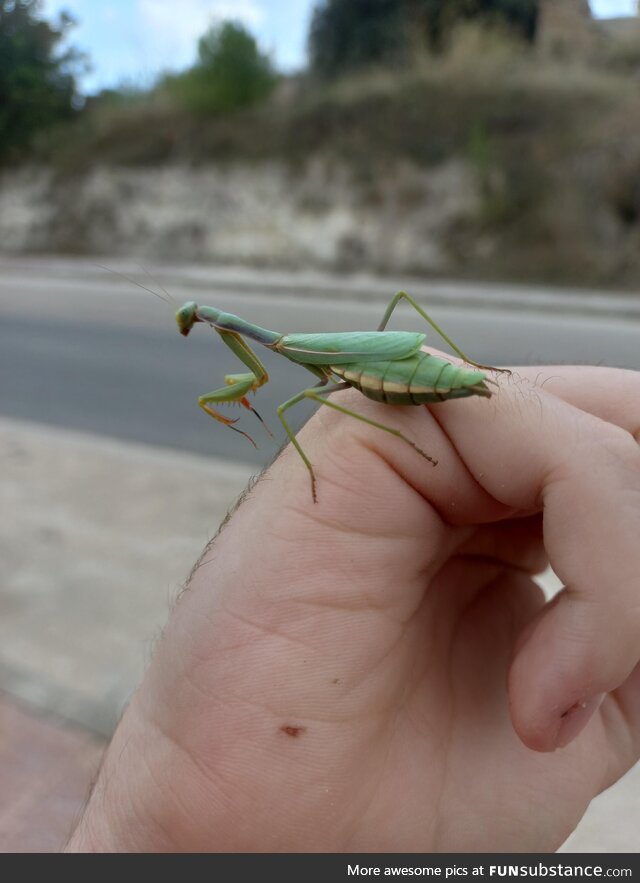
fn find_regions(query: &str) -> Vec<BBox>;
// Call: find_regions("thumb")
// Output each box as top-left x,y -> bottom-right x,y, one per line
509,443 -> 640,752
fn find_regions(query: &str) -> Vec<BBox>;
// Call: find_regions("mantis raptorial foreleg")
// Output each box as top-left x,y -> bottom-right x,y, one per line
198,329 -> 273,445
277,380 -> 437,502
378,291 -> 508,374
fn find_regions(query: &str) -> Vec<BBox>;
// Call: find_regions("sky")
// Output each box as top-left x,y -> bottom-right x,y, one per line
42,0 -> 639,94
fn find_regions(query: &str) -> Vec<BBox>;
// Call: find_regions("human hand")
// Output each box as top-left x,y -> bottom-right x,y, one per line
67,364 -> 640,852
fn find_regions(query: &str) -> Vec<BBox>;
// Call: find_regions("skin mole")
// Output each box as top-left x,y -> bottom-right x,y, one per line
281,725 -> 307,738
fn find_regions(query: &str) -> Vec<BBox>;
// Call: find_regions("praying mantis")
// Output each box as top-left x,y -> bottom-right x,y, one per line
176,291 -> 497,502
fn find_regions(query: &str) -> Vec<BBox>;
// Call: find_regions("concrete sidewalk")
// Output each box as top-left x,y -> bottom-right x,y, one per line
0,417 -> 637,852
0,417 -> 254,735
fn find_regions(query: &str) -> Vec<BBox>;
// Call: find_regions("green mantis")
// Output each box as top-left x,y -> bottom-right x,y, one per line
177,291 -> 496,502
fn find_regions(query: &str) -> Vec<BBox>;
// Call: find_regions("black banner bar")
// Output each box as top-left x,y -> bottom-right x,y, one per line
3,852 -> 637,879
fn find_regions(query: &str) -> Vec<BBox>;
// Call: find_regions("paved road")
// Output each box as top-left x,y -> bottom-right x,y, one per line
1,256 -> 638,466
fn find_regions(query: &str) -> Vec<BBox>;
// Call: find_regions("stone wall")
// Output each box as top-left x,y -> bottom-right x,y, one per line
599,15 -> 640,42
537,1 -> 640,58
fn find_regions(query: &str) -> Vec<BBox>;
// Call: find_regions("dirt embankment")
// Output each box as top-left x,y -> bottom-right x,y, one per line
0,159 -> 479,276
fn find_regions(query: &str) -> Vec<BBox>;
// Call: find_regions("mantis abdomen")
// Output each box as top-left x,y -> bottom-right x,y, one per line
331,352 -> 490,405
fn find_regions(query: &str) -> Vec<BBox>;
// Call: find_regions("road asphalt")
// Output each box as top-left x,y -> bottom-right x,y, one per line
1,256 -> 639,463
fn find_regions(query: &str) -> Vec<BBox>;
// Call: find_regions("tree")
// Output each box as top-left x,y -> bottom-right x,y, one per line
471,0 -> 537,41
167,21 -> 277,115
309,0 -> 538,78
308,0 -> 408,79
0,0 -> 84,158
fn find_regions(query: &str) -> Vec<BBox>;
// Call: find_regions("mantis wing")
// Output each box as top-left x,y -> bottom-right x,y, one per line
277,331 -> 425,365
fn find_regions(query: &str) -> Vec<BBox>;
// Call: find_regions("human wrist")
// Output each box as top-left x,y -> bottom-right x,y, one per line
65,700 -> 180,852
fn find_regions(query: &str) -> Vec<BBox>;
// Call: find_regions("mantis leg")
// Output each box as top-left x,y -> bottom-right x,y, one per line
277,381 -> 436,503
276,378 -> 330,502
199,329 -> 273,446
200,376 -> 263,447
377,291 -> 509,374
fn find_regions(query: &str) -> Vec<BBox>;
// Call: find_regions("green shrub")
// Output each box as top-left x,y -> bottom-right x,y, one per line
166,21 -> 277,115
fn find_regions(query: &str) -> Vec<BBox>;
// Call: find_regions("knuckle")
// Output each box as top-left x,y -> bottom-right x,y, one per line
598,424 -> 640,471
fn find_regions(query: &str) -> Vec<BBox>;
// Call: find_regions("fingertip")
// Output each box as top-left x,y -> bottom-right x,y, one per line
553,694 -> 605,749
508,597 -> 610,752
510,690 -> 604,753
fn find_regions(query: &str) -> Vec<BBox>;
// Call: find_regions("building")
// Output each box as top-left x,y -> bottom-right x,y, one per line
536,0 -> 602,58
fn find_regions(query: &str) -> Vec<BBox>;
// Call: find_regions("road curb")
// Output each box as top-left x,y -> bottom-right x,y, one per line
3,254 -> 640,320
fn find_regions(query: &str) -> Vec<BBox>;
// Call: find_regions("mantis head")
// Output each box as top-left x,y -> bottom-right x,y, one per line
176,301 -> 199,336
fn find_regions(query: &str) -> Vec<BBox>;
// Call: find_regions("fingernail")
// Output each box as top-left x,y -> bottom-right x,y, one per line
554,694 -> 605,749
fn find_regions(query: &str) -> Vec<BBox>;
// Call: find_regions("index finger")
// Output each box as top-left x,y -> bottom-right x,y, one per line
508,365 -> 640,440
